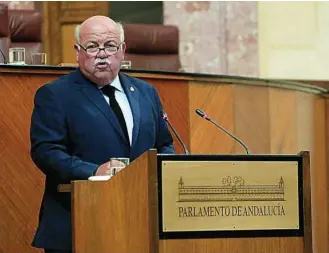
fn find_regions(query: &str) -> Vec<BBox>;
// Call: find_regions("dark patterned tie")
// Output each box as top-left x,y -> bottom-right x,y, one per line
101,85 -> 129,142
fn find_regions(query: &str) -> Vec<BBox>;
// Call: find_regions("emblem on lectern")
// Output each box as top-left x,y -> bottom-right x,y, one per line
177,176 -> 285,202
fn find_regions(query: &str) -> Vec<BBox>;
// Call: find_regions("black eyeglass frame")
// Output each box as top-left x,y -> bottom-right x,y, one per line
76,42 -> 124,56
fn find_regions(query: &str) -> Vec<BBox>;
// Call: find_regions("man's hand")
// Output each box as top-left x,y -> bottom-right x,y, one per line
94,160 -> 126,176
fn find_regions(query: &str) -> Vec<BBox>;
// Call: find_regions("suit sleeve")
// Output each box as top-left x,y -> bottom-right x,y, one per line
30,86 -> 98,180
152,87 -> 175,154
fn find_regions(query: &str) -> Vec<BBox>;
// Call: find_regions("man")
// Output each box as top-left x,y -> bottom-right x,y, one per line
30,15 -> 175,253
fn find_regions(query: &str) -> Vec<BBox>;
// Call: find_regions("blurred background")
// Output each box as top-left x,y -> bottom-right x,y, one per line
1,1 -> 329,80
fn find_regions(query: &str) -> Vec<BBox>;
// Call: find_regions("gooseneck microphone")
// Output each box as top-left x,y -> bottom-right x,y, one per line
162,112 -> 190,154
0,49 -> 7,64
195,108 -> 250,154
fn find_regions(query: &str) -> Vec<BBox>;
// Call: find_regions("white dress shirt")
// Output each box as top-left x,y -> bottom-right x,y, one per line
100,75 -> 134,145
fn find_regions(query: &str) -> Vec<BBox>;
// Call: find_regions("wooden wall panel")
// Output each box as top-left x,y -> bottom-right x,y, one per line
145,78 -> 189,154
296,92 -> 314,152
234,85 -> 270,154
326,98 -> 329,253
0,73 -> 62,253
269,88 -> 297,154
188,82 -> 235,154
311,97 -> 328,253
61,24 -> 78,63
269,89 -> 328,253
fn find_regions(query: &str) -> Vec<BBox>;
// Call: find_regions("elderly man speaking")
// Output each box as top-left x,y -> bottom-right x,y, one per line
30,15 -> 174,253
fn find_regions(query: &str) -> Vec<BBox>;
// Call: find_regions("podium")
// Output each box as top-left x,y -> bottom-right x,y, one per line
60,150 -> 312,253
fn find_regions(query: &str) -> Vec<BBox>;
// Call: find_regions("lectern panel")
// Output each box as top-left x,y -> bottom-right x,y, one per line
157,154 -> 303,239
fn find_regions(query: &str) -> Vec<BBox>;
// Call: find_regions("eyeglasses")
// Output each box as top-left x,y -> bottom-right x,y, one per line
77,42 -> 123,56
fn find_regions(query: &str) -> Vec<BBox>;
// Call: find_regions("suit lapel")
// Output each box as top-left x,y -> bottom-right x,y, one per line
73,69 -> 129,145
119,72 -> 140,148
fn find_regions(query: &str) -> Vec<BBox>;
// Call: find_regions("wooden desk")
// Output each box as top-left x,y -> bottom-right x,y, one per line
0,65 -> 328,253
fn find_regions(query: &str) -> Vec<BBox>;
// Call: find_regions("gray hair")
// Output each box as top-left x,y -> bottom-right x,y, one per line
74,25 -> 81,44
117,22 -> 125,43
74,22 -> 125,45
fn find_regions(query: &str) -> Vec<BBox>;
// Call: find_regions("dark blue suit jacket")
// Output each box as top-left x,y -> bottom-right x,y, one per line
30,69 -> 174,250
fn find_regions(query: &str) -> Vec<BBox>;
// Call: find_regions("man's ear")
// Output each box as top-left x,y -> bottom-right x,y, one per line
121,42 -> 126,60
74,44 -> 80,52
74,44 -> 79,62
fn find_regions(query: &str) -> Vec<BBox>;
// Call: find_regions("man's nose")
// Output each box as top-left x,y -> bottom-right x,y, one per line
97,48 -> 108,58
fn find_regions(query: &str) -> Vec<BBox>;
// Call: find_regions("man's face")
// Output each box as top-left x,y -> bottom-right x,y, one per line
76,23 -> 126,86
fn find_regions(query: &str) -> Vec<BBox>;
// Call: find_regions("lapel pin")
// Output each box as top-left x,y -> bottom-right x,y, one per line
130,87 -> 135,92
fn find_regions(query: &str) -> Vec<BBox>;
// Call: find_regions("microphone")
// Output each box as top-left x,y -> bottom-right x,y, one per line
0,48 -> 7,64
195,108 -> 250,154
162,111 -> 190,154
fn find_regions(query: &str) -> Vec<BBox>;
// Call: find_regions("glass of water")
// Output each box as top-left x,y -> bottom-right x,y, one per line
110,157 -> 130,175
120,60 -> 132,69
9,47 -> 25,65
31,53 -> 47,65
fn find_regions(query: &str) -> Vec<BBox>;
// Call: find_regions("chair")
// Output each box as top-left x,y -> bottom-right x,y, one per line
8,9 -> 42,64
0,4 -> 10,63
123,24 -> 182,72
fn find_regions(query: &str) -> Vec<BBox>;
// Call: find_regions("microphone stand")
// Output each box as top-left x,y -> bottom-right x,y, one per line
0,49 -> 7,64
162,112 -> 190,155
195,109 -> 250,154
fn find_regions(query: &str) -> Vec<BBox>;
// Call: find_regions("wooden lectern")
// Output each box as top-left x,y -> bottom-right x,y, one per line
60,149 -> 312,253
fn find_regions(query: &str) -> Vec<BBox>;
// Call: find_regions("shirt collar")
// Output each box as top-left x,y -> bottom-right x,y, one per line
99,74 -> 123,92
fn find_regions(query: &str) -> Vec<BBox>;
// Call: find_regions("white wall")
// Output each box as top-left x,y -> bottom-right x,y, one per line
259,2 -> 329,80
